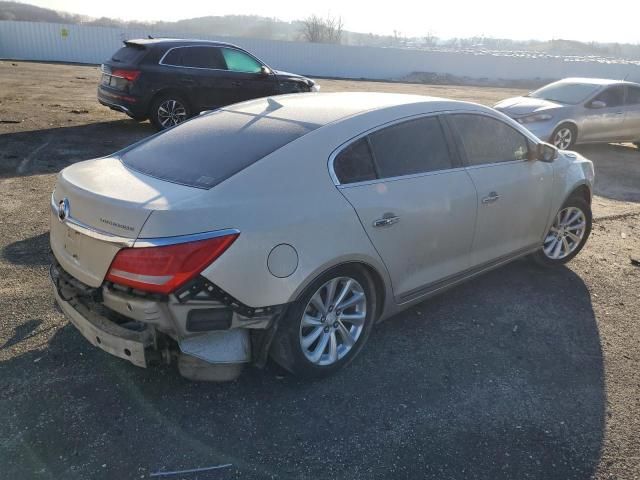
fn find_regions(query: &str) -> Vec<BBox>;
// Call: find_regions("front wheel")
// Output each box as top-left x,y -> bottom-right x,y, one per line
551,124 -> 577,150
532,197 -> 592,266
270,266 -> 376,378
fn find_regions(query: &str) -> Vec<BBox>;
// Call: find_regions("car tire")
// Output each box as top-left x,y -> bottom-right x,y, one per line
150,94 -> 191,130
532,196 -> 592,266
551,124 -> 577,150
270,265 -> 377,378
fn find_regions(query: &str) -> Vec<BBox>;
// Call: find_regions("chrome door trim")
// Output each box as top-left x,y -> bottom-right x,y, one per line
51,195 -> 135,247
158,45 -> 271,73
134,228 -> 240,247
328,111 -> 450,186
51,195 -> 239,248
337,166 -> 467,189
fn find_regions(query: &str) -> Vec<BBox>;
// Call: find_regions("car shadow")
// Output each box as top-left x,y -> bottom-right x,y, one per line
2,232 -> 50,266
0,259 -> 605,479
0,120 -> 154,178
575,143 -> 640,203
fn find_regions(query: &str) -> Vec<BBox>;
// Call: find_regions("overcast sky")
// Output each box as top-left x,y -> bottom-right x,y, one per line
25,0 -> 639,43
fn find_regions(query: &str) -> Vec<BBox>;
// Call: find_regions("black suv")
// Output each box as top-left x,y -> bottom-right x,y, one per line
98,39 -> 319,129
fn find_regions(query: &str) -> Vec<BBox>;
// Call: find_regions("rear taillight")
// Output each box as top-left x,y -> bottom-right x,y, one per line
111,69 -> 141,82
105,234 -> 238,295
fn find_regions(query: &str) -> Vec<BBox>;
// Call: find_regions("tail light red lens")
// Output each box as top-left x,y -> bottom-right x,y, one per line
105,234 -> 238,295
111,69 -> 141,82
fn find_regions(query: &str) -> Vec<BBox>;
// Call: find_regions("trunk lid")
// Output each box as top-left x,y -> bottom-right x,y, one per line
51,157 -> 203,287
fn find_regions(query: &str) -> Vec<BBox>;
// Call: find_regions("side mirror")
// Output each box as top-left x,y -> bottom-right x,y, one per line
260,65 -> 272,76
589,100 -> 607,109
536,142 -> 558,161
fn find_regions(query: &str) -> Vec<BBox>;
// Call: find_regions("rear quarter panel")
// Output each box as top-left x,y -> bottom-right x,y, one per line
138,122 -> 392,309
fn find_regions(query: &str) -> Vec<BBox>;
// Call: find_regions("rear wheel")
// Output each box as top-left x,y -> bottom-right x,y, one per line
270,265 -> 376,378
150,94 -> 191,130
532,196 -> 592,266
551,124 -> 577,150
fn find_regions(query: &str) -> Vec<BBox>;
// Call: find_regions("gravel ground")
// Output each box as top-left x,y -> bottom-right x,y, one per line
1,61 -> 639,479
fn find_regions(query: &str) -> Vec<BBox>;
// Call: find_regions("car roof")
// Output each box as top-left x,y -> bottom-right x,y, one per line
556,77 -> 640,87
218,92 -> 483,128
124,38 -> 242,50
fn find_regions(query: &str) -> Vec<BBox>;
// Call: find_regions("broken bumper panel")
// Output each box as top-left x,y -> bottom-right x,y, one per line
50,264 -> 154,368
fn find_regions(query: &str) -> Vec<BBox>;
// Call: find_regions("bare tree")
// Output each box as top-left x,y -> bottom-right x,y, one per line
301,14 -> 343,44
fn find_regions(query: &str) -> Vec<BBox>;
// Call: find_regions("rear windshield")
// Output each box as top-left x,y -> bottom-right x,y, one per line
111,45 -> 146,64
121,108 -> 319,188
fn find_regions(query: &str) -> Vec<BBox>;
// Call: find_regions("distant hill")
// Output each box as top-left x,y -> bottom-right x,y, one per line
1,0 -> 639,59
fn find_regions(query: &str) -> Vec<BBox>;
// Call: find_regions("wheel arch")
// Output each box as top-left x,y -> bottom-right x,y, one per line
147,88 -> 194,116
289,259 -> 389,323
552,120 -> 579,142
567,183 -> 592,206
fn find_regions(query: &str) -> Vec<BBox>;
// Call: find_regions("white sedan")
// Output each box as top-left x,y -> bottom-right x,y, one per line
49,92 -> 595,381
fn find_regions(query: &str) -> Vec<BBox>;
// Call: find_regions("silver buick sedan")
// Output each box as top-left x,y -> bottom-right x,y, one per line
50,93 -> 594,381
495,77 -> 640,149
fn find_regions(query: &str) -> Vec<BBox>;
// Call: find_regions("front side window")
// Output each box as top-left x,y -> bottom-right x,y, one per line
590,85 -> 624,108
368,116 -> 452,179
221,48 -> 263,73
163,47 -> 225,69
333,138 -> 377,184
626,86 -> 640,105
450,114 -> 529,166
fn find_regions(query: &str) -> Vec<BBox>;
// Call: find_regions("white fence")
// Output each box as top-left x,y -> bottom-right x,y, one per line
2,20 -> 640,82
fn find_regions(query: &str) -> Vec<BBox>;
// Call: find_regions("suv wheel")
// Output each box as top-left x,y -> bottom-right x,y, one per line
150,94 -> 191,130
532,196 -> 592,266
270,266 -> 376,378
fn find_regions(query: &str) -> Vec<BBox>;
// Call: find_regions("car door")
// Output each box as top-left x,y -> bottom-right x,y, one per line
622,85 -> 640,142
219,47 -> 279,105
580,85 -> 626,142
335,115 -> 478,302
160,46 -> 227,110
447,113 -> 554,267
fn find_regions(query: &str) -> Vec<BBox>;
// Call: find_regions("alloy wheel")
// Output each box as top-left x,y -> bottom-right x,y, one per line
543,206 -> 587,260
157,99 -> 187,128
299,276 -> 367,366
553,127 -> 573,150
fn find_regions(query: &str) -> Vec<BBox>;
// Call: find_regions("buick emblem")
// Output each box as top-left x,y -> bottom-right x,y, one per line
58,198 -> 70,222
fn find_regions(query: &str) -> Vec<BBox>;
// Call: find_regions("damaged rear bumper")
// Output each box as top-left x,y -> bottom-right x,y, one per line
50,261 -> 285,376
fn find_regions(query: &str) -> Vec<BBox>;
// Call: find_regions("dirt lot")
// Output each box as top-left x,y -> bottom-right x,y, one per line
1,61 -> 639,479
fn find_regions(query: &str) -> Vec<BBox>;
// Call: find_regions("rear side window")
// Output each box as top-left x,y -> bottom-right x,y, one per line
162,46 -> 226,69
221,48 -> 263,73
121,109 -> 319,189
368,116 -> 452,178
111,45 -> 145,64
334,138 -> 377,184
449,114 -> 529,166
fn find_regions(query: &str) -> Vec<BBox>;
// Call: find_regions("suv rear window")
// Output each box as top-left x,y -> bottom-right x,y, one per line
111,45 -> 146,64
121,108 -> 319,189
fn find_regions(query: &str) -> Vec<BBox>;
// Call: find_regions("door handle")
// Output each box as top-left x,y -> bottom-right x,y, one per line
373,214 -> 400,227
616,111 -> 624,115
481,192 -> 501,204
231,81 -> 242,87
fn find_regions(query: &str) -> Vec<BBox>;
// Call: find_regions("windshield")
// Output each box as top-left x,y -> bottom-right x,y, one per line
529,82 -> 600,104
